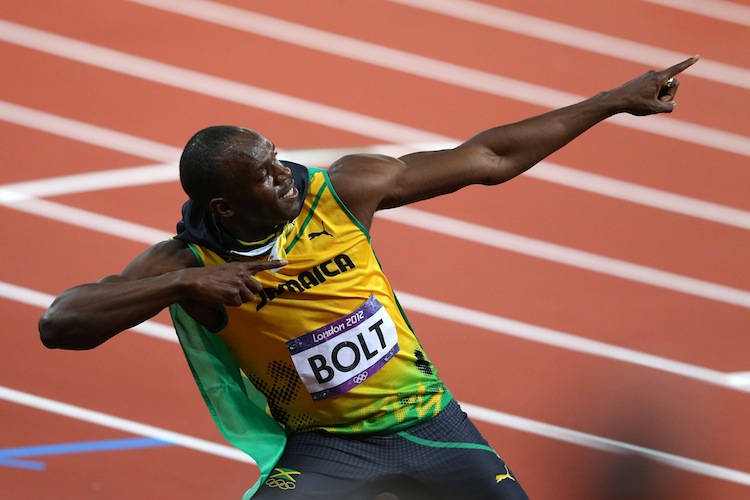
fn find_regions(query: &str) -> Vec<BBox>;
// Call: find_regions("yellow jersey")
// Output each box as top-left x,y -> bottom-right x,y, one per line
173,167 -> 450,435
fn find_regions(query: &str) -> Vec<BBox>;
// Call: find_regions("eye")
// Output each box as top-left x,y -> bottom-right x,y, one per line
254,166 -> 269,183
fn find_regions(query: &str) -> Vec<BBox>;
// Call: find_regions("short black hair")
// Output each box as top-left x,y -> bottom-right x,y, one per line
179,125 -> 243,208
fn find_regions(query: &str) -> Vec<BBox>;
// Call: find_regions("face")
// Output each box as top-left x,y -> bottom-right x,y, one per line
212,130 -> 302,240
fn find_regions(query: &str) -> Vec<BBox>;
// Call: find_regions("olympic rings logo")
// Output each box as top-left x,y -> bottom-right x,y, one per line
265,478 -> 297,490
352,371 -> 369,384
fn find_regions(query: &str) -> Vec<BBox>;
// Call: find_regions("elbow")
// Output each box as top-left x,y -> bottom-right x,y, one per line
481,156 -> 538,186
469,146 -> 521,186
38,309 -> 66,349
477,160 -> 518,186
38,308 -> 95,350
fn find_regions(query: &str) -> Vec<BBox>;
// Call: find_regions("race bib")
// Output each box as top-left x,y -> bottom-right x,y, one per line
286,295 -> 399,400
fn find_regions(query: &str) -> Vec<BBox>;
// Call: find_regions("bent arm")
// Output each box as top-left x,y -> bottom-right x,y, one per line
39,239 -> 288,350
39,274 -> 193,350
39,240 -> 196,350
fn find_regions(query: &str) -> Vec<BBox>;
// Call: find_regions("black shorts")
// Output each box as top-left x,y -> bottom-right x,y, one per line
253,399 -> 529,499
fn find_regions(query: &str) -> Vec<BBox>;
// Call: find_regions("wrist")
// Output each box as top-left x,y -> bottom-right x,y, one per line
158,268 -> 194,304
586,90 -> 624,118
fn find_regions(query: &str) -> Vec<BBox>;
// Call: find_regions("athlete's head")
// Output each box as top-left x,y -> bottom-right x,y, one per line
179,126 -> 301,240
179,125 -> 245,209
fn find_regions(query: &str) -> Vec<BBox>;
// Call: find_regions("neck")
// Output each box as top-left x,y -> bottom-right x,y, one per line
222,220 -> 281,245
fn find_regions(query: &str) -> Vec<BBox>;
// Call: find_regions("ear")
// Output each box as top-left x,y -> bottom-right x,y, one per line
208,197 -> 235,217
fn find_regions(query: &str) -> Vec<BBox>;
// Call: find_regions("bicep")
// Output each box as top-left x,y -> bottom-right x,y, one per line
391,143 -> 501,205
99,239 -> 198,284
328,144 -> 503,224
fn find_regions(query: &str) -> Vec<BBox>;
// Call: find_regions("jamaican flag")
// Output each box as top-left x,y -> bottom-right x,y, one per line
169,304 -> 287,499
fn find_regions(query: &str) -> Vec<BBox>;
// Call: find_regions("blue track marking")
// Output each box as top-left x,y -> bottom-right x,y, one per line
0,437 -> 174,470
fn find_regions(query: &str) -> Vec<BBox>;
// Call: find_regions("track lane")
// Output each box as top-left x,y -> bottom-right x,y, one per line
412,178 -> 750,288
0,43 -> 368,151
0,390 -> 256,500
0,120 -> 153,184
472,419 -> 750,500
372,217 -> 750,370
408,310 -> 750,468
474,0 -> 750,68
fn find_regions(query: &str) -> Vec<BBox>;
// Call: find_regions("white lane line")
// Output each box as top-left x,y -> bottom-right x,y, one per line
0,385 -> 255,464
129,0 -> 750,98
126,0 -> 582,108
727,371 -> 750,389
389,0 -> 750,88
0,101 -> 180,162
2,281 -> 176,343
2,18 -> 750,158
641,0 -> 750,26
0,163 -> 177,198
523,162 -> 750,231
3,102 -> 750,231
1,196 -> 172,244
461,402 -> 750,487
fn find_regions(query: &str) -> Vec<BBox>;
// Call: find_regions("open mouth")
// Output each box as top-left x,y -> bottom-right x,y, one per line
281,185 -> 298,201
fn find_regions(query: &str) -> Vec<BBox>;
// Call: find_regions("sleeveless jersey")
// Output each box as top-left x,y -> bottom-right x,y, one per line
179,168 -> 450,435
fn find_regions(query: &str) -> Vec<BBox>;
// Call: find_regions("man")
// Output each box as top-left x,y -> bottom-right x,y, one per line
39,56 -> 698,499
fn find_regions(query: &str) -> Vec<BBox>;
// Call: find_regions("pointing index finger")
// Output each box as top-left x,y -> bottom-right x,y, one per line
259,259 -> 288,271
662,54 -> 700,79
239,259 -> 288,273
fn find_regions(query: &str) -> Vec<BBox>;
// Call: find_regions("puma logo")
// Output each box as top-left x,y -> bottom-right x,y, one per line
495,465 -> 516,483
308,222 -> 333,240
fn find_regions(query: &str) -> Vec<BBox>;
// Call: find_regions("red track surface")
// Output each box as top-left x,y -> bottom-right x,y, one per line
2,0 -> 749,498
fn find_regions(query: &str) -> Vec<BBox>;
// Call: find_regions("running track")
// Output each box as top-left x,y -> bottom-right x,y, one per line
1,0 -> 749,498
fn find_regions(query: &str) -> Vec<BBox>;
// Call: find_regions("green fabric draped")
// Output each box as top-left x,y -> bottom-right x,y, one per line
169,304 -> 287,499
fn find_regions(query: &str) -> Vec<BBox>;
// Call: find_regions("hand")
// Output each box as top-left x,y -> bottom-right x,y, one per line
609,55 -> 700,116
182,259 -> 287,306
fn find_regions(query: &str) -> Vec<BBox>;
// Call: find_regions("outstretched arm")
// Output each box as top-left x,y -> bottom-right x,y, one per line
329,56 -> 699,229
39,239 -> 286,350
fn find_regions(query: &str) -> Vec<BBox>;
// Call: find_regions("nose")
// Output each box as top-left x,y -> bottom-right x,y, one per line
272,161 -> 291,184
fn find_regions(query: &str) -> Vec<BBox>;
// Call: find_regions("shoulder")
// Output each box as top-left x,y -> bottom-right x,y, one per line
327,153 -> 403,179
327,154 -> 404,229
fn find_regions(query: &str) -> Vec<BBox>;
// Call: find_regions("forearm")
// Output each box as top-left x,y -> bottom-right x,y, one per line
373,92 -> 622,209
39,272 -> 186,350
470,55 -> 700,184
468,90 -> 619,184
